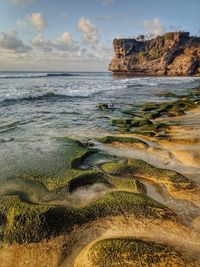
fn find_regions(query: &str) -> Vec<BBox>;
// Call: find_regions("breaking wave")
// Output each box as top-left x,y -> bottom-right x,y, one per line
0,92 -> 75,105
0,75 -> 199,106
120,76 -> 200,86
0,72 -> 110,79
0,72 -> 77,79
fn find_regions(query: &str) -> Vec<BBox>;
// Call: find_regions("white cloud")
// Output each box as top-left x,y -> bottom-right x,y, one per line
55,32 -> 74,46
31,33 -> 52,52
0,15 -> 110,70
141,18 -> 166,36
77,48 -> 87,57
0,30 -> 31,54
78,17 -> 100,44
31,31 -> 79,53
28,13 -> 48,31
53,31 -> 80,52
95,44 -> 112,59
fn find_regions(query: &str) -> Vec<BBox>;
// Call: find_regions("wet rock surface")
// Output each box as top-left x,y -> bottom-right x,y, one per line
0,85 -> 200,266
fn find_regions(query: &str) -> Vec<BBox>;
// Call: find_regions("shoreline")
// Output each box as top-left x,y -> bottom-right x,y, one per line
109,71 -> 200,77
0,82 -> 200,266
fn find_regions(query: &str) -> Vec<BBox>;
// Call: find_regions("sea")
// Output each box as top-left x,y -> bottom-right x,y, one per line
0,71 -> 200,182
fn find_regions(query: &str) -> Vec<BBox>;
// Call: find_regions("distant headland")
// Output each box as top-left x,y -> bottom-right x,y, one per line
108,32 -> 200,76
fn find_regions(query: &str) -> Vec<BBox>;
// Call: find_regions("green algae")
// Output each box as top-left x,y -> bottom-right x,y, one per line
115,86 -> 200,131
97,103 -> 109,110
167,106 -> 185,116
0,196 -> 49,243
87,238 -> 188,267
141,102 -> 160,112
110,118 -> 133,125
101,161 -> 133,176
105,85 -> 200,136
141,92 -> 200,120
100,158 -> 193,192
118,126 -> 132,133
110,117 -> 154,134
32,137 -> 147,195
111,118 -> 152,127
0,137 -> 148,205
18,137 -> 98,192
106,176 -> 144,193
0,190 -> 173,244
98,135 -> 148,148
143,111 -> 161,120
134,122 -> 168,136
121,107 -> 138,116
0,135 -> 175,244
1,84 -> 199,250
157,92 -> 178,98
136,122 -> 167,132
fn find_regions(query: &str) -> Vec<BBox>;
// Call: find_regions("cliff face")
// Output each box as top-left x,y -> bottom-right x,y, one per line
108,32 -> 200,76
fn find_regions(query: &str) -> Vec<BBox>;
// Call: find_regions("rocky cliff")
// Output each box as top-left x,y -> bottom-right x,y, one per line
108,32 -> 200,76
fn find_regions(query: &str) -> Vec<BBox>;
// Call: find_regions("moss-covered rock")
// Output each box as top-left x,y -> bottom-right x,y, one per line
136,118 -> 153,127
137,123 -> 166,132
143,111 -> 161,120
0,190 -> 173,244
156,103 -> 174,113
98,135 -> 148,148
111,118 -> 152,127
108,85 -> 200,135
110,118 -> 153,134
141,88 -> 200,120
3,137 -> 139,204
87,238 -> 188,267
135,122 -> 168,136
101,161 -> 132,176
118,126 -> 132,133
106,176 -> 144,193
120,107 -> 138,116
157,92 -> 178,98
97,103 -> 109,110
100,158 -> 194,192
110,118 -> 133,125
18,137 -> 98,192
135,130 -> 156,137
141,102 -> 160,111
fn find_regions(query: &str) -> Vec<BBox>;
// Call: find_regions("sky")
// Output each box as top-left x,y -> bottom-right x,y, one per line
0,0 -> 199,71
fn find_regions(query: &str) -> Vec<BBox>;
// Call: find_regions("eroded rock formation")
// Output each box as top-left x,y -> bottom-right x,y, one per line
109,32 -> 200,76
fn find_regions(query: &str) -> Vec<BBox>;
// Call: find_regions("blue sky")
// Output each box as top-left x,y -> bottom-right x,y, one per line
0,0 -> 199,71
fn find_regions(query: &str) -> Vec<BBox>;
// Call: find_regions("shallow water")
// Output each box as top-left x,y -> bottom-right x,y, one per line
1,72 -> 200,143
0,72 -> 200,266
0,72 -> 200,200
0,77 -> 199,165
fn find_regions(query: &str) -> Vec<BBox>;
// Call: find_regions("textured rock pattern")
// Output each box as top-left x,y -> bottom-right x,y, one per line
108,32 -> 200,76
